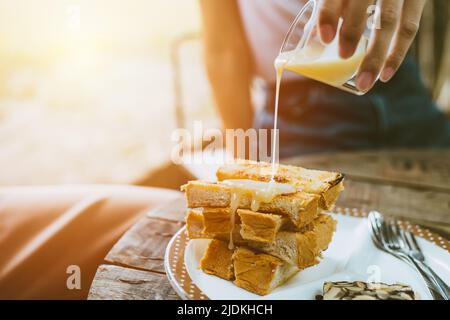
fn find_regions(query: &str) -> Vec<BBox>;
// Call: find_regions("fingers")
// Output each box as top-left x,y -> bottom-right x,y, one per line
318,0 -> 344,43
356,0 -> 403,91
339,0 -> 373,58
380,0 -> 426,82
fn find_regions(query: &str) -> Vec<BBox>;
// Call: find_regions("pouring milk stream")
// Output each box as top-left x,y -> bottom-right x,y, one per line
224,7 -> 368,249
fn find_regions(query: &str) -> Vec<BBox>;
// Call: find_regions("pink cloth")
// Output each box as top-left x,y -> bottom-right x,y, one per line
0,185 -> 180,299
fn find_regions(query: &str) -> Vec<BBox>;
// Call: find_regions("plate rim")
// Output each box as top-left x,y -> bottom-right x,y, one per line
164,226 -> 190,300
164,209 -> 450,300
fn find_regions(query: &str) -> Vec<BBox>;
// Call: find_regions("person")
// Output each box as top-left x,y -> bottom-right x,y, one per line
200,0 -> 450,157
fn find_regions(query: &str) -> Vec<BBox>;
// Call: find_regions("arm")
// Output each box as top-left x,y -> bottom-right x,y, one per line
199,0 -> 254,130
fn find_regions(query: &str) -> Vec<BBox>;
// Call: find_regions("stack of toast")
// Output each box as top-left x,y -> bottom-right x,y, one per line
181,161 -> 344,296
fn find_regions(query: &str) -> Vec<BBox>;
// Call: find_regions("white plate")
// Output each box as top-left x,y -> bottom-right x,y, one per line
184,214 -> 450,300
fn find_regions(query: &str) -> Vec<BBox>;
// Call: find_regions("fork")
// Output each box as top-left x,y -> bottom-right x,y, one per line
369,212 -> 444,300
368,211 -> 447,300
395,224 -> 450,299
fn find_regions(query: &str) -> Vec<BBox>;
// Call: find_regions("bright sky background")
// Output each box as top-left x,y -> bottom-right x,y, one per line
0,0 -> 201,59
0,0 -> 217,185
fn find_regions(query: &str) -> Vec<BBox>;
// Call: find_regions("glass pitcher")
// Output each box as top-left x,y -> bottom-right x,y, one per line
276,0 -> 375,95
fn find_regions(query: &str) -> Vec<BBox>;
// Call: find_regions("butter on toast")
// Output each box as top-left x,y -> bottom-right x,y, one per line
216,161 -> 344,210
181,181 -> 319,228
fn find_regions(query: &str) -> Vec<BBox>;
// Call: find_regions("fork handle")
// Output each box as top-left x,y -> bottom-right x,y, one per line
415,261 -> 450,300
397,253 -> 447,300
406,256 -> 448,300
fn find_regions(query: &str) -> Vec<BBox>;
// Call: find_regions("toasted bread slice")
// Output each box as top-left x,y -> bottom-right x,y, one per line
185,209 -> 205,239
202,207 -> 293,243
187,208 -> 292,244
181,181 -> 319,228
200,239 -> 235,281
186,209 -> 245,244
202,208 -> 295,242
237,209 -> 291,243
199,240 -> 300,295
248,214 -> 337,268
216,161 -> 344,209
232,247 -> 300,296
186,209 -> 336,269
202,207 -> 241,235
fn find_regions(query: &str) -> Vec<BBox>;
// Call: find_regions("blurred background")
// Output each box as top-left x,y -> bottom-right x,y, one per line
0,0 -> 448,188
0,0 -> 219,187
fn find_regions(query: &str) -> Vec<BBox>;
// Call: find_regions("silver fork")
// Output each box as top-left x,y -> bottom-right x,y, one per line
368,211 -> 447,300
395,224 -> 450,299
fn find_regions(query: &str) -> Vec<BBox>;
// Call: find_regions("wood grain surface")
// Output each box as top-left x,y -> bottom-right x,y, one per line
88,265 -> 179,300
88,149 -> 450,300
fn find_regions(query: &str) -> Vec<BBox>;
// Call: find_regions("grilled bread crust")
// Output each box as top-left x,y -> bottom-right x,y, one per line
216,161 -> 344,209
181,181 -> 320,228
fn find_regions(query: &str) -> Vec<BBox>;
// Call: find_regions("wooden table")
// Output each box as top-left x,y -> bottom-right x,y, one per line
87,149 -> 450,300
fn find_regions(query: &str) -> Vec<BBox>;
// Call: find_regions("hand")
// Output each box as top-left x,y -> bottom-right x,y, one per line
317,0 -> 427,92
